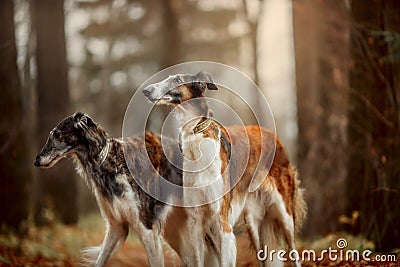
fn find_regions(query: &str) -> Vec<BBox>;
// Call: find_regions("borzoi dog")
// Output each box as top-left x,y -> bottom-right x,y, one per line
143,72 -> 307,267
34,112 -> 189,267
146,73 -> 236,266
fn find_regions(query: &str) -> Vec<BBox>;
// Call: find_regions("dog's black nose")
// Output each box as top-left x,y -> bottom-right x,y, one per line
143,86 -> 153,98
34,157 -> 40,167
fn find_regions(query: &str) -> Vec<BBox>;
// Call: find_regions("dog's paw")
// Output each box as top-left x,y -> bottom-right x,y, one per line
80,246 -> 101,266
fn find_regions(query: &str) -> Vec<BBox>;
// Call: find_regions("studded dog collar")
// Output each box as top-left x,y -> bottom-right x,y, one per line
98,140 -> 110,166
193,117 -> 213,134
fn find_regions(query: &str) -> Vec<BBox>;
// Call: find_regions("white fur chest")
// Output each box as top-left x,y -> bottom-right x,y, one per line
181,131 -> 222,187
95,174 -> 140,226
180,127 -> 226,208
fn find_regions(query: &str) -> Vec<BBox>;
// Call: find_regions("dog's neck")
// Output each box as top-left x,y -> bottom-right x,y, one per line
74,126 -> 113,169
175,97 -> 211,132
178,108 -> 222,190
73,135 -> 124,198
177,103 -> 220,167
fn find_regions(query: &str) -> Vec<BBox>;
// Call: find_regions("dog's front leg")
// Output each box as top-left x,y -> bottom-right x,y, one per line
180,210 -> 205,267
219,225 -> 236,267
138,225 -> 165,267
218,201 -> 237,267
94,221 -> 128,267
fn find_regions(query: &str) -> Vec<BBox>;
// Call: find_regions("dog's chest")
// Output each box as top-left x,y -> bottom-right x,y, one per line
96,174 -> 140,224
181,132 -> 222,187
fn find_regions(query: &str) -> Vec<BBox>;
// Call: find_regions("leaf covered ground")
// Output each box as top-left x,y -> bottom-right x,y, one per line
0,213 -> 398,266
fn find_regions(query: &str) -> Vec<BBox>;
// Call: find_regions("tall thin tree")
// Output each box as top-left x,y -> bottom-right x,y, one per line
0,0 -> 31,228
293,0 -> 349,237
347,0 -> 400,251
32,0 -> 78,224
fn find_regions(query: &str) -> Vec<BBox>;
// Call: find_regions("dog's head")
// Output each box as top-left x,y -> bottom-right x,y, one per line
34,112 -> 105,168
142,72 -> 218,106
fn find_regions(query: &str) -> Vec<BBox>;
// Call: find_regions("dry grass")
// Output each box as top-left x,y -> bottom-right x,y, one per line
0,213 -> 398,266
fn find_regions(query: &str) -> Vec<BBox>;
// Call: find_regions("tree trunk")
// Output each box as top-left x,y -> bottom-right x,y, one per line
146,0 -> 183,132
0,0 -> 31,228
293,0 -> 349,237
162,0 -> 182,68
347,0 -> 400,251
32,0 -> 78,225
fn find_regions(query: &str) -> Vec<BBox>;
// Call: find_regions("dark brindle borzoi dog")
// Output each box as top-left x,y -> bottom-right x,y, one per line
143,72 -> 307,267
34,112 -> 192,267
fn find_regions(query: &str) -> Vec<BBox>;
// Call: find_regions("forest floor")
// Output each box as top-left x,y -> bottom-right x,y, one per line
0,213 -> 398,267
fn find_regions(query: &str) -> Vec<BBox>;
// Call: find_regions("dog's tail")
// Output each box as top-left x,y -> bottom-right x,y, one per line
291,167 -> 307,233
80,246 -> 101,266
80,231 -> 128,266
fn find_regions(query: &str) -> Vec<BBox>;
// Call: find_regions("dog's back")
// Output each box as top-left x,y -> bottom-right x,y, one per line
119,132 -> 183,228
226,125 -> 306,228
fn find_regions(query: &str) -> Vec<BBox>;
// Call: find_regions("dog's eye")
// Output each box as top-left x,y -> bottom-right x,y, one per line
52,130 -> 60,139
173,77 -> 182,84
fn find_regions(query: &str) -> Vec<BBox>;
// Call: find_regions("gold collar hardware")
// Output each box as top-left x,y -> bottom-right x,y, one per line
98,140 -> 110,166
193,118 -> 213,134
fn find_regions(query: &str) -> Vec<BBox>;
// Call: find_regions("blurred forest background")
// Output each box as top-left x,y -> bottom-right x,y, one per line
1,0 -> 399,265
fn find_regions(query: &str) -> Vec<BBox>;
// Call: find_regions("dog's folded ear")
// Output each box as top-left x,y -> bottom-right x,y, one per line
74,112 -> 89,131
195,72 -> 218,91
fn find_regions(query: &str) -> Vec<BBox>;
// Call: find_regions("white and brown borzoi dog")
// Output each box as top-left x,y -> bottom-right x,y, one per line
146,74 -> 236,266
34,112 -> 191,267
143,72 -> 307,267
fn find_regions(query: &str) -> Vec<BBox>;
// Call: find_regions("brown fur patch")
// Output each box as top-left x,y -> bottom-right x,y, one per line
179,84 -> 195,103
163,207 -> 188,253
199,121 -> 233,233
219,126 -> 233,234
224,126 -> 297,218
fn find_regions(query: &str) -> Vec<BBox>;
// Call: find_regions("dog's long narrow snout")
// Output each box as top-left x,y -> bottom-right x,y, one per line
34,155 -> 41,167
